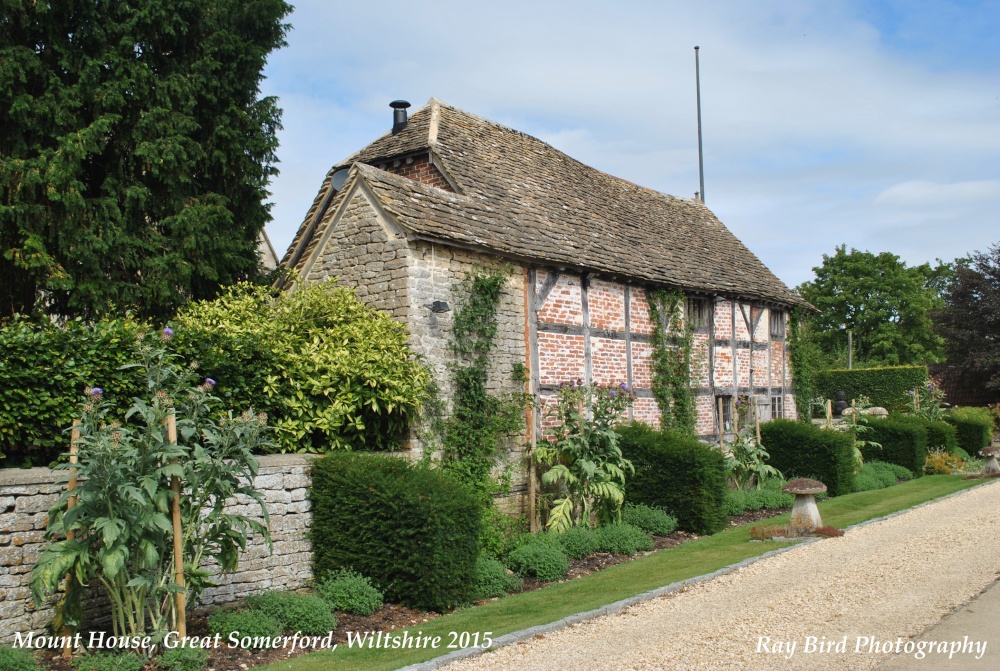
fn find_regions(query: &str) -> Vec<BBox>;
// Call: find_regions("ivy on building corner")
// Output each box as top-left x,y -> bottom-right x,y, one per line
787,306 -> 822,422
647,289 -> 697,434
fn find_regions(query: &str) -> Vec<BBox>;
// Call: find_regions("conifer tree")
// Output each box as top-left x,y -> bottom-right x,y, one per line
1,0 -> 291,320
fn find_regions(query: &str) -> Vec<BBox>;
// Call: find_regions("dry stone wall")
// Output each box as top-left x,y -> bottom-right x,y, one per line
0,454 -> 314,645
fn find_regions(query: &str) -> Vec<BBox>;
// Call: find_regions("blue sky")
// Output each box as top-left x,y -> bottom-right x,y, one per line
259,0 -> 1000,289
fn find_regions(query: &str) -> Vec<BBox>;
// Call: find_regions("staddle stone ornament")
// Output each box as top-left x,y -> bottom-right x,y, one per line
980,446 -> 1000,476
833,391 -> 849,417
783,478 -> 828,535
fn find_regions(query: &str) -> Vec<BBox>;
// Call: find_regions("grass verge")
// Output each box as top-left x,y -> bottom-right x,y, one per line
260,475 -> 985,671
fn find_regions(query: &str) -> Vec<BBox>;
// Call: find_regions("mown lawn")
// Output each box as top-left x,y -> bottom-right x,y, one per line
260,475 -> 987,671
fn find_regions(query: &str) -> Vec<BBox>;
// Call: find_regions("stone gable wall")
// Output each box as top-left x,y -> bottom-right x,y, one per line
0,455 -> 314,645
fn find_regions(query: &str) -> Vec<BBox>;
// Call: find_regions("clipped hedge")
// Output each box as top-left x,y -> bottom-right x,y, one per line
617,423 -> 728,535
759,420 -> 856,496
310,452 -> 482,612
864,418 -> 927,476
0,316 -> 147,465
815,366 -> 928,412
945,407 -> 993,454
889,414 -> 958,453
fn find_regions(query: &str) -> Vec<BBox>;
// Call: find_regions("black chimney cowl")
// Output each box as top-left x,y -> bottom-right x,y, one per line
390,100 -> 411,134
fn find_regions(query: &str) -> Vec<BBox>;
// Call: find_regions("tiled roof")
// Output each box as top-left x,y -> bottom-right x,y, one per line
282,99 -> 805,307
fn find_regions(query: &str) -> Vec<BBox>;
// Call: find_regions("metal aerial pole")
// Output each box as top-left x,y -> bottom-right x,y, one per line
695,46 -> 705,203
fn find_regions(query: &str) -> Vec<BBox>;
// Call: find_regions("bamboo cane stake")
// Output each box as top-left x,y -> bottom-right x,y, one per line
754,396 -> 762,445
718,397 -> 725,450
167,411 -> 186,639
61,421 -> 80,658
826,400 -> 833,429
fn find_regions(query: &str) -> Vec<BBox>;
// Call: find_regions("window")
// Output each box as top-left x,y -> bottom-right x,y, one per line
716,395 -> 733,432
770,396 -> 783,420
769,310 -> 785,338
687,298 -> 709,328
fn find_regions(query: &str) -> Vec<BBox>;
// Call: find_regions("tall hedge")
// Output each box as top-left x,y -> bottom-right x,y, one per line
0,316 -> 147,465
864,419 -> 927,475
310,452 -> 482,612
815,366 -> 928,411
889,415 -> 957,453
617,423 -> 727,535
759,420 -> 856,496
945,407 -> 993,454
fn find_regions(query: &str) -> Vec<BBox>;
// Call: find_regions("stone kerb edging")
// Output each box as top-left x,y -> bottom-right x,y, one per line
396,481 -> 998,671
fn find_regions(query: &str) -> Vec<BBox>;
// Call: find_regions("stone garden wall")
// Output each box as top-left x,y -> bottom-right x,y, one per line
0,454 -> 314,645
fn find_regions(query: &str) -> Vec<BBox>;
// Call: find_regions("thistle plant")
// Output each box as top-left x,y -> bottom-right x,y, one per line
31,330 -> 272,648
909,380 -> 947,421
724,427 -> 781,490
535,382 -> 635,531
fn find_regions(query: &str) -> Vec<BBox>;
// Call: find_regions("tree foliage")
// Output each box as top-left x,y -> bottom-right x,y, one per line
934,242 -> 1000,393
0,0 -> 291,321
795,245 -> 946,366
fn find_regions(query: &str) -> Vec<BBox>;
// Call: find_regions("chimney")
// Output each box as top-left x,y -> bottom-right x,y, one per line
390,100 -> 411,134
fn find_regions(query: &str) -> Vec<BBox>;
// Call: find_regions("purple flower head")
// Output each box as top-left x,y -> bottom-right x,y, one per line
908,390 -> 915,396
162,327 -> 174,339
610,390 -> 617,398
205,378 -> 216,387
619,382 -> 628,391
90,387 -> 103,397
577,378 -> 584,386
735,398 -> 742,406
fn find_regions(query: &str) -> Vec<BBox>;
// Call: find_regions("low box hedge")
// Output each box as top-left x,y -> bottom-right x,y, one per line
945,407 -> 993,454
310,452 -> 482,612
864,418 -> 927,476
759,420 -> 856,496
617,423 -> 728,535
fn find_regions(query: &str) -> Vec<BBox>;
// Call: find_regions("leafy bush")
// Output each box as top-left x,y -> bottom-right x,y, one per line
174,281 -> 429,453
315,569 -> 384,616
621,503 -> 678,536
758,420 -> 856,496
471,557 -> 522,600
71,652 -> 144,671
157,648 -> 209,671
554,526 -> 600,559
945,407 -> 993,454
924,449 -> 964,475
311,452 -> 482,612
724,478 -> 794,516
0,316 -> 146,465
618,423 -> 728,535
505,543 -> 569,582
593,523 -> 655,555
207,609 -> 281,647
244,591 -> 336,636
815,366 -> 928,412
955,447 -> 972,461
864,419 -> 927,475
0,646 -> 40,671
853,461 -> 911,492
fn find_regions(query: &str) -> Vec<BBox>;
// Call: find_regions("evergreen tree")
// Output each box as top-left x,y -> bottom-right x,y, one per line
1,0 -> 291,321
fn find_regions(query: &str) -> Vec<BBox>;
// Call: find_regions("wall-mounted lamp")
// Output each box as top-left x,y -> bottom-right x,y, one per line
425,301 -> 451,313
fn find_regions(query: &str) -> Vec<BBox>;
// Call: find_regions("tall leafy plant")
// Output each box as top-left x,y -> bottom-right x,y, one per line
536,382 -> 635,531
31,331 -> 272,645
724,427 -> 782,490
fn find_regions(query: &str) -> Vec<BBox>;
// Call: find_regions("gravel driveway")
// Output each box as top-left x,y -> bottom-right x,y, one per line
444,481 -> 1000,671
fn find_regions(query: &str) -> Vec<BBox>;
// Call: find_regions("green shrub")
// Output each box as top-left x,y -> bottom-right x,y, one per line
315,569 -> 384,616
505,543 -> 569,582
208,608 -> 282,646
621,503 -> 678,536
311,452 -> 482,612
945,407 -> 993,454
471,557 -> 522,600
759,420 -> 856,496
955,447 -> 972,461
174,282 -> 429,453
244,591 -> 336,636
865,419 -> 927,475
815,366 -> 928,412
890,414 -> 958,452
593,523 -> 655,555
554,527 -> 600,559
853,461 -> 911,492
158,648 -> 210,671
852,472 -> 882,492
71,652 -> 145,671
618,423 -> 728,535
0,316 -> 146,466
0,647 -> 40,671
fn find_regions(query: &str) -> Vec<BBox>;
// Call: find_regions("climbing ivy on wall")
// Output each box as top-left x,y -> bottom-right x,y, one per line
647,289 -> 696,434
437,268 -> 528,500
787,307 -> 823,421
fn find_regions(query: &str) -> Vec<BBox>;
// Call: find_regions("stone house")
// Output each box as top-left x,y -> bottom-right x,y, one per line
279,99 -> 806,501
